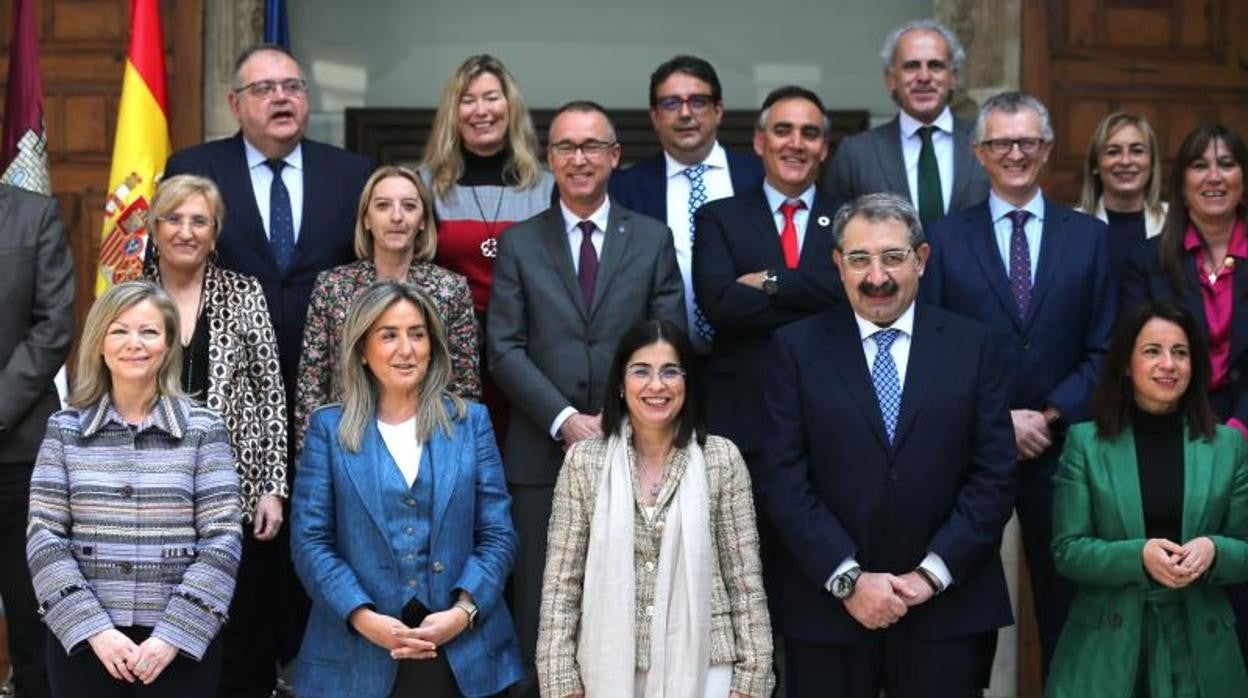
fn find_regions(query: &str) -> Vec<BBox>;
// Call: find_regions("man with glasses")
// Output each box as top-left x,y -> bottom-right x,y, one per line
823,19 -> 988,227
922,90 -> 1114,678
756,192 -> 1016,697
609,55 -> 763,353
164,43 -> 373,698
487,101 -> 684,697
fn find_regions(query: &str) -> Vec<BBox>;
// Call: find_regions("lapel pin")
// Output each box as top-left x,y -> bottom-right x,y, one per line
817,215 -> 831,227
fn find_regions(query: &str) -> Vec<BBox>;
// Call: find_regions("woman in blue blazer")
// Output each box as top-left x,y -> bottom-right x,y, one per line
292,280 -> 522,697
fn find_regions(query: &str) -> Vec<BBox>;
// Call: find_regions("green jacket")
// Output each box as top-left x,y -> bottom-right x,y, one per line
1046,422 -> 1248,698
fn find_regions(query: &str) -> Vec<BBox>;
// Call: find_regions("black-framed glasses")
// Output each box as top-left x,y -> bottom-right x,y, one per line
157,214 -> 214,233
655,94 -> 716,113
549,140 -> 617,160
979,137 -> 1047,156
624,365 -> 687,384
233,78 -> 308,99
842,249 -> 914,273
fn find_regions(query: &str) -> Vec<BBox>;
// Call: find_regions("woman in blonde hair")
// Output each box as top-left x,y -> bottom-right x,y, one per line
292,281 -> 521,697
421,54 -> 555,438
27,280 -> 241,697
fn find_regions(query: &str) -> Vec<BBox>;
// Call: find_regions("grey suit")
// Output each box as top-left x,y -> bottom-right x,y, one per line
487,199 -> 684,695
823,114 -> 989,215
0,183 -> 74,698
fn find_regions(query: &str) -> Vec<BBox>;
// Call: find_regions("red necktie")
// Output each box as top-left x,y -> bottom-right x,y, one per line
779,200 -> 805,269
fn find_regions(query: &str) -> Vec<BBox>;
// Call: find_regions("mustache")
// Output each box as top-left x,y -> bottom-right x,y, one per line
858,278 -> 899,297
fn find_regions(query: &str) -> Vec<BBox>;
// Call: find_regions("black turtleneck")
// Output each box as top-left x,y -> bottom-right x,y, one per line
1131,403 -> 1185,542
458,148 -> 510,187
1105,207 -> 1148,282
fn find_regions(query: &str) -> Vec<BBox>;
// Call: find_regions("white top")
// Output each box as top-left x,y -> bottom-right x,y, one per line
377,416 -> 423,488
989,189 -> 1046,283
898,106 -> 955,214
243,138 -> 304,241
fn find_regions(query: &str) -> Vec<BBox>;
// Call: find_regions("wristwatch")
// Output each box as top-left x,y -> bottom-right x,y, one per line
454,598 -> 478,629
761,269 -> 779,295
830,566 -> 862,600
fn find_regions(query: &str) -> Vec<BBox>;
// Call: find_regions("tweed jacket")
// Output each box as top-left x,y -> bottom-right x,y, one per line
294,260 -> 479,453
146,263 -> 287,518
537,435 -> 774,698
26,395 -> 242,659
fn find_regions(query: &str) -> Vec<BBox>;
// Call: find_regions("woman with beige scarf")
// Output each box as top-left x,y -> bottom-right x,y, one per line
536,319 -> 774,698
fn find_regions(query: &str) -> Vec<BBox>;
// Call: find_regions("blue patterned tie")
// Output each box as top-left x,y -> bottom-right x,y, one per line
266,159 -> 296,273
871,328 -> 902,442
1007,209 -> 1032,319
684,164 -> 715,343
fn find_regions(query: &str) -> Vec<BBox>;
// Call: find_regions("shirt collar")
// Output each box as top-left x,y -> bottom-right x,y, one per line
855,301 -> 917,339
1184,218 -> 1248,256
898,107 -> 954,139
762,181 -> 816,214
559,197 -> 611,234
988,189 -> 1045,224
244,138 -> 303,171
663,141 -> 728,179
81,393 -> 187,439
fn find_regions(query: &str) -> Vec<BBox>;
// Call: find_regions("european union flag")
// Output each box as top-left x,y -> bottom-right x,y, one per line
264,0 -> 289,49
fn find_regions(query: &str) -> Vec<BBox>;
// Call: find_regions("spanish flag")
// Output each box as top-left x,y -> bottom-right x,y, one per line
96,0 -> 170,295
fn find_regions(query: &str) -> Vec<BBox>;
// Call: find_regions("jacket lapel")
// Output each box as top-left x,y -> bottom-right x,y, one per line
963,205 -> 1022,329
428,416 -> 465,545
1026,199 -> 1071,326
1104,431 -> 1146,540
826,309 -> 891,449
891,305 -> 940,449
540,208 -> 587,319
590,202 -> 634,317
950,118 -> 976,211
1230,261 -> 1248,368
1181,428 -> 1214,541
343,423 -> 394,544
798,190 -> 837,267
226,133 -> 277,270
873,118 -> 911,199
746,190 -> 786,268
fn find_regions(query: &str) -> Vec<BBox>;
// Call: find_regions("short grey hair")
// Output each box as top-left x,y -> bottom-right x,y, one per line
231,43 -> 302,90
973,91 -> 1055,143
832,193 -> 926,249
880,19 -> 966,76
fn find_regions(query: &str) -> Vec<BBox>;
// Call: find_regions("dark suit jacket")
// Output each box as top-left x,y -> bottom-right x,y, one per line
922,199 -> 1115,423
164,134 -> 374,390
691,187 -> 844,456
607,146 -> 765,223
1120,235 -> 1248,425
823,115 -> 988,215
756,303 -> 1016,644
0,185 -> 74,464
486,200 -> 685,485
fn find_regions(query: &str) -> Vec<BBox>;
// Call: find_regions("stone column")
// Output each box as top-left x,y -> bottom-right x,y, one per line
202,0 -> 263,141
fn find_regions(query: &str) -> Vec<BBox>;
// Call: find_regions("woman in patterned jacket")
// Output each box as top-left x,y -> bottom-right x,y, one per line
141,174 -> 287,695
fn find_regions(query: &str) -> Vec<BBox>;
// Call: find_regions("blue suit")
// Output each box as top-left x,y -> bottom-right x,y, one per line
607,147 -> 764,223
922,197 -> 1115,673
291,402 -> 522,698
756,303 -> 1016,694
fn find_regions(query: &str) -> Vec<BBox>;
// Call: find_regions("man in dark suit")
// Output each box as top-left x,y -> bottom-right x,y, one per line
757,192 -> 1016,697
609,55 -> 763,353
922,91 -> 1115,677
692,85 -> 843,463
164,44 -> 373,697
487,101 -> 685,697
0,184 -> 74,698
824,19 -> 988,226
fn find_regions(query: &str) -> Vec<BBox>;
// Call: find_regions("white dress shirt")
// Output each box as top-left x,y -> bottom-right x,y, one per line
898,107 -> 955,214
989,189 -> 1045,283
762,181 -> 816,252
243,138 -> 304,241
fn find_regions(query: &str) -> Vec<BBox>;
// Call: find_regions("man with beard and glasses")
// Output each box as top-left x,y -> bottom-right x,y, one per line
922,90 -> 1115,679
756,193 -> 1016,697
164,43 -> 374,698
824,19 -> 988,228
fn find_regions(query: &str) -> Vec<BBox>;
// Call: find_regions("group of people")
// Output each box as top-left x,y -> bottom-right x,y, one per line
2,14 -> 1247,698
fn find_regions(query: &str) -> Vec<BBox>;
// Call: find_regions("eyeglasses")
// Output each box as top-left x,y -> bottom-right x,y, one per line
157,214 -> 214,233
841,249 -> 914,272
655,94 -> 716,113
625,365 -> 687,384
233,78 -> 308,99
549,140 -> 617,160
979,138 -> 1047,156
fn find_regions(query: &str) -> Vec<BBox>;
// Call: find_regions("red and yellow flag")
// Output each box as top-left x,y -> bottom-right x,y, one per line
96,0 -> 170,295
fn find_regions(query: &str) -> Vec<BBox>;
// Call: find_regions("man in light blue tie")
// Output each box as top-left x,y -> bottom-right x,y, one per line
756,193 -> 1016,697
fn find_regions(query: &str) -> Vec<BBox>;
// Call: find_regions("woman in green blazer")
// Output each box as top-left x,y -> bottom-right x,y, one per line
1049,300 -> 1248,698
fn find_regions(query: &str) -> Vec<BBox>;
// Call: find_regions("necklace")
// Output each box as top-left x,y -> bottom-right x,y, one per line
469,186 -> 507,259
1204,252 -> 1235,285
636,453 -> 667,499
178,272 -> 208,399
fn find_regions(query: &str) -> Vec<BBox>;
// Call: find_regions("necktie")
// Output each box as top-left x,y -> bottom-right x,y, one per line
779,200 -> 805,269
871,329 -> 902,443
1007,209 -> 1032,319
683,164 -> 715,343
577,220 -> 598,310
917,125 -> 944,227
266,159 -> 295,273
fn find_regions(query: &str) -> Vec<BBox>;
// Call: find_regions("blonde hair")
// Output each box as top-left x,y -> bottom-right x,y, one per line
421,54 -> 544,198
72,280 -> 185,408
148,174 -> 225,241
1078,112 -> 1165,220
354,165 -> 439,262
336,281 -> 465,451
